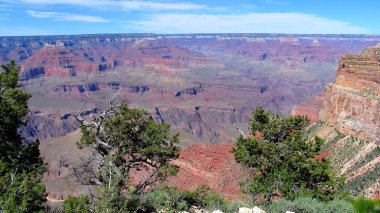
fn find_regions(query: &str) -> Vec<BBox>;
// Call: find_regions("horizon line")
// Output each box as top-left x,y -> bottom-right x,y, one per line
2,32 -> 380,38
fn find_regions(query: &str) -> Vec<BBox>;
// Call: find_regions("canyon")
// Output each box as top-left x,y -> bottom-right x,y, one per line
1,34 -> 379,144
2,34 -> 380,202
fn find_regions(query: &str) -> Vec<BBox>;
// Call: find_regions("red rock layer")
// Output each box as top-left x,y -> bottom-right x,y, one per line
166,144 -> 246,201
291,93 -> 324,123
21,46 -> 98,77
336,46 -> 380,93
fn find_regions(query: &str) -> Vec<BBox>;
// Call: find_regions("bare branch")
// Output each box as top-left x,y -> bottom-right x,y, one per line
75,99 -> 92,127
108,88 -> 121,109
72,152 -> 102,185
234,121 -> 246,138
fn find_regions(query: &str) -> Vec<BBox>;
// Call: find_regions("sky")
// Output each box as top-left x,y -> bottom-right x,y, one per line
0,0 -> 379,36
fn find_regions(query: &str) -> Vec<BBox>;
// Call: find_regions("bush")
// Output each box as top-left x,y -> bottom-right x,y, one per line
233,107 -> 345,203
63,196 -> 90,213
137,185 -> 188,212
349,197 -> 380,213
128,185 -> 252,212
266,197 -> 354,213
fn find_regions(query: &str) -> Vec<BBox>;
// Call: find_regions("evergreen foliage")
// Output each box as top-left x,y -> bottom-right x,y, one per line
63,196 -> 91,213
76,103 -> 180,211
233,107 -> 345,203
128,185 -> 245,213
0,61 -> 45,212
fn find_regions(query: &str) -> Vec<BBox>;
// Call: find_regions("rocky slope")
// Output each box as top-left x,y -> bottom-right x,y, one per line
167,144 -> 246,201
39,131 -> 246,203
39,130 -> 93,203
298,44 -> 380,198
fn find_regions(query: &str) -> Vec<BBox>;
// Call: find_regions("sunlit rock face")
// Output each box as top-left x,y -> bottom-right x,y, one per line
320,44 -> 380,143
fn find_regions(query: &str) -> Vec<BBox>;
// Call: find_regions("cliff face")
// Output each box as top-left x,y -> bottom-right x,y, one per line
320,44 -> 380,143
303,44 -> 380,198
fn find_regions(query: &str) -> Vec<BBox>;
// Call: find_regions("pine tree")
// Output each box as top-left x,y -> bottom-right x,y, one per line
75,101 -> 180,211
0,61 -> 45,212
233,107 -> 344,203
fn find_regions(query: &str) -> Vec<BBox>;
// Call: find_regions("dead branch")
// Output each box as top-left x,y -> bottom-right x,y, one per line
234,121 -> 246,138
75,99 -> 92,127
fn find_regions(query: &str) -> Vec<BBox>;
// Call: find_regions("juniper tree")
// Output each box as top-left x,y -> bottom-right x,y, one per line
0,61 -> 45,212
233,107 -> 344,203
75,97 -> 180,211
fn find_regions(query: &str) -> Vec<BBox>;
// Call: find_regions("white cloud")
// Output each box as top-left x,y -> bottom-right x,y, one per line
26,10 -> 109,22
17,0 -> 207,11
127,13 -> 371,34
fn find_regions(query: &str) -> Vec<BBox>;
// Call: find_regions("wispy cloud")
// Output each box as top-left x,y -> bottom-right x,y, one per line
17,0 -> 207,11
127,12 -> 371,34
26,10 -> 109,22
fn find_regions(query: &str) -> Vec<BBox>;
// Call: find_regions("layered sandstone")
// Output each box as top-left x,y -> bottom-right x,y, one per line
9,34 -> 380,143
307,44 -> 380,198
20,46 -> 99,79
320,44 -> 380,142
167,144 -> 246,201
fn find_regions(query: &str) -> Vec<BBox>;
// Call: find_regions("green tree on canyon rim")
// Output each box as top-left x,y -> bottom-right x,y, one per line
74,97 -> 180,211
233,107 -> 345,204
0,61 -> 45,212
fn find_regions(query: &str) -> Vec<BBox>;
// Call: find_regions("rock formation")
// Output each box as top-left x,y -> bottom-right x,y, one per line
298,44 -> 380,198
167,144 -> 246,201
320,44 -> 380,143
3,33 -> 379,143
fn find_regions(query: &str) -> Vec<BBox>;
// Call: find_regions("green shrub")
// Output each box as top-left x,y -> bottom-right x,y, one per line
183,185 -> 226,210
130,185 -> 252,212
137,185 -> 189,212
349,197 -> 380,213
63,196 -> 90,213
266,197 -> 354,213
233,107 -> 345,203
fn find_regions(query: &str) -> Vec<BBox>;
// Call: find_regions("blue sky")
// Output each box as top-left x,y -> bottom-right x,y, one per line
0,0 -> 378,36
